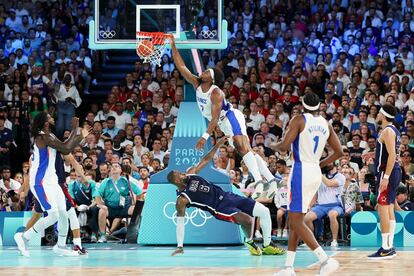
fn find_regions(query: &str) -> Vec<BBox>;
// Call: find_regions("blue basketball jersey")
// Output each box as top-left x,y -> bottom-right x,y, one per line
55,153 -> 66,186
178,175 -> 227,212
374,124 -> 400,174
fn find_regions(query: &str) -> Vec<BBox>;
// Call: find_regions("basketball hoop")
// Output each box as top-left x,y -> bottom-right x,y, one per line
136,32 -> 171,66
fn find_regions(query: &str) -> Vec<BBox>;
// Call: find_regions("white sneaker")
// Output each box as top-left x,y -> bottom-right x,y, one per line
53,245 -> 80,257
273,266 -> 296,276
14,232 -> 30,257
330,240 -> 338,248
318,258 -> 339,276
255,230 -> 263,239
264,179 -> 278,199
98,235 -> 107,243
282,229 -> 288,238
251,180 -> 265,200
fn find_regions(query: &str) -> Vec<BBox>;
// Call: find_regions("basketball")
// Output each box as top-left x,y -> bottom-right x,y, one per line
137,40 -> 154,57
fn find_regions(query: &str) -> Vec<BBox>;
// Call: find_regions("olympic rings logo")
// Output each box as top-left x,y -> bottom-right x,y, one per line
163,201 -> 213,227
200,30 -> 217,39
99,30 -> 116,39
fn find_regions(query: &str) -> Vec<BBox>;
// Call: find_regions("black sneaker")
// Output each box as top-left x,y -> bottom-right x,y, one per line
368,247 -> 395,260
74,245 -> 88,256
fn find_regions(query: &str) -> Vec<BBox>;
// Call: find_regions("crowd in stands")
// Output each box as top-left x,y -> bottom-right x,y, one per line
1,0 -> 414,245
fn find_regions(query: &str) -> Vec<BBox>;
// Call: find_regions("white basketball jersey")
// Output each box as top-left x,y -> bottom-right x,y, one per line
292,113 -> 330,164
30,139 -> 58,187
196,84 -> 231,121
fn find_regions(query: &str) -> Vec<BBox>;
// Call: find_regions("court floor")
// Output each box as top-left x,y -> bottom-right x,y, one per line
0,245 -> 413,275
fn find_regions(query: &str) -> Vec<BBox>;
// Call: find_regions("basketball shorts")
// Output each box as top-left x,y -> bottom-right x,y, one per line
288,162 -> 322,213
219,109 -> 248,147
30,183 -> 67,213
376,167 -> 402,205
212,193 -> 255,223
33,194 -> 73,213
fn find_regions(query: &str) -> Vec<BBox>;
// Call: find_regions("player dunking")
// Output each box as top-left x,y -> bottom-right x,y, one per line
167,136 -> 285,256
14,112 -> 90,257
169,35 -> 276,197
368,103 -> 401,259
271,92 -> 343,276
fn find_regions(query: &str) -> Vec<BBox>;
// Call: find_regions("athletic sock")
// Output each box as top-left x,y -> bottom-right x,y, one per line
389,220 -> 396,248
382,233 -> 391,250
285,250 -> 296,267
313,246 -> 328,263
252,203 -> 272,247
57,210 -> 69,248
254,154 -> 275,182
73,238 -> 82,249
242,152 -> 262,183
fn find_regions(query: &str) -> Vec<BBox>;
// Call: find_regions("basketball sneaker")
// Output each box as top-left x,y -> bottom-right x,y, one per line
262,241 -> 286,255
14,232 -> 30,257
251,180 -> 266,200
244,240 -> 262,256
273,266 -> 296,276
368,247 -> 396,259
98,235 -> 107,243
264,178 -> 278,199
330,240 -> 338,248
90,233 -> 97,243
318,258 -> 339,275
74,245 -> 88,256
53,245 -> 80,257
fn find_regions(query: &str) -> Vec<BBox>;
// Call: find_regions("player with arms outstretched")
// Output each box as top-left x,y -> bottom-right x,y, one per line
271,92 -> 344,276
368,103 -> 401,259
167,136 -> 285,257
14,112 -> 91,257
169,35 -> 276,196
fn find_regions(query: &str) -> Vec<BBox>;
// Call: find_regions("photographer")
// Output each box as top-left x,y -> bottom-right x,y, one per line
0,166 -> 22,211
341,167 -> 363,214
0,115 -> 13,167
395,185 -> 414,211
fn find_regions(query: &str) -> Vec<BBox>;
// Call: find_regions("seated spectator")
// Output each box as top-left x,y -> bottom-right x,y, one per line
0,116 -> 13,166
304,163 -> 345,247
102,116 -> 120,139
274,175 -> 289,238
0,166 -> 22,211
396,185 -> 414,211
94,163 -> 142,243
341,167 -> 363,214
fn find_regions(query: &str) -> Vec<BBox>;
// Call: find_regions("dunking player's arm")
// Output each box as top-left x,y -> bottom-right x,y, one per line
169,35 -> 199,89
172,137 -> 228,256
378,128 -> 396,193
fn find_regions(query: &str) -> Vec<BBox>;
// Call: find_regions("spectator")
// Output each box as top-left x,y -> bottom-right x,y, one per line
0,116 -> 13,166
305,163 -> 345,247
102,116 -> 120,139
396,185 -> 414,211
0,166 -> 22,211
95,163 -> 142,243
55,74 -> 82,138
113,101 -> 131,130
341,167 -> 363,214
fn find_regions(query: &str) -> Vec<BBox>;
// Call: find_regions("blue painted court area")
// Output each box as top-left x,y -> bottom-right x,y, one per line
0,245 -> 333,268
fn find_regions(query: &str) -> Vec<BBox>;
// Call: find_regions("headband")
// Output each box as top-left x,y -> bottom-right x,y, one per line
302,100 -> 320,111
208,68 -> 215,84
380,108 -> 395,119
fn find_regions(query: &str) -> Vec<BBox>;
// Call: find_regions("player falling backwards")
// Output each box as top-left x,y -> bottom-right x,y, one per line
271,92 -> 343,276
14,113 -> 91,257
368,103 -> 401,259
170,35 -> 276,197
167,136 -> 285,256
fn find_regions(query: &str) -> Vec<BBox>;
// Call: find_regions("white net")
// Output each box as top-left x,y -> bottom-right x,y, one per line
136,32 -> 170,66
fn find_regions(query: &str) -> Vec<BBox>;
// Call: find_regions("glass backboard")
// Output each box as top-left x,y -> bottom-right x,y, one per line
90,0 -> 227,50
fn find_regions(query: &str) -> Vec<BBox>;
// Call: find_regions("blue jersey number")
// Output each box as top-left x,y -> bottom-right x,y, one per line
313,136 -> 319,154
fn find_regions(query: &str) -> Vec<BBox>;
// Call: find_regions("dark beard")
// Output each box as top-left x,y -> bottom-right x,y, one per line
377,119 -> 382,126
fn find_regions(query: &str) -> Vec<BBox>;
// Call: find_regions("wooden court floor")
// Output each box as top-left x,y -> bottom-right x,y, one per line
1,249 -> 412,276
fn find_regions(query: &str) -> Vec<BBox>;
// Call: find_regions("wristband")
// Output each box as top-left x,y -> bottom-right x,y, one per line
383,174 -> 390,180
202,132 -> 210,140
